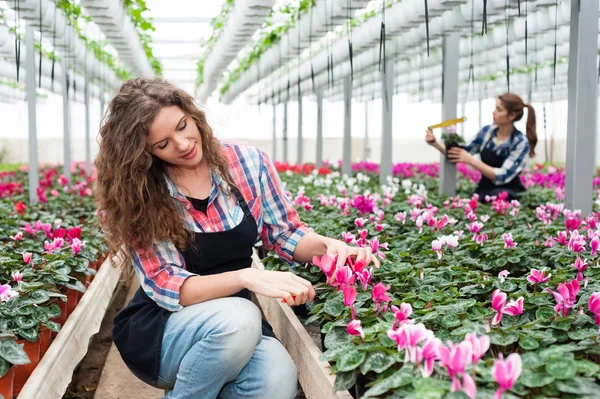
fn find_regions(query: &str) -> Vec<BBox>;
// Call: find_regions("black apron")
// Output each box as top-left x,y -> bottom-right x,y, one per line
112,186 -> 275,387
475,134 -> 526,202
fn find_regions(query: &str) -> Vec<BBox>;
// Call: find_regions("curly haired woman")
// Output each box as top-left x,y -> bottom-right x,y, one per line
94,78 -> 379,399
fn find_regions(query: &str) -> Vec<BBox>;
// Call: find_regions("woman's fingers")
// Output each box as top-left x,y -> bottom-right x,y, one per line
292,275 -> 316,302
336,246 -> 350,267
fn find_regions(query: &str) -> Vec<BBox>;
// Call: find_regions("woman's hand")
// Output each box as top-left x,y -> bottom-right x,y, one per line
425,128 -> 436,145
447,147 -> 474,165
239,268 -> 315,306
325,238 -> 381,269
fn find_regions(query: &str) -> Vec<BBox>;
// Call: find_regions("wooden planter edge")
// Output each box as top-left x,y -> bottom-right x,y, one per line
251,252 -> 353,399
18,257 -> 121,399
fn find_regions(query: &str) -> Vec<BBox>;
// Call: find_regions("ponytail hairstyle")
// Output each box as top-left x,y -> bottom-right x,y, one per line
498,93 -> 537,157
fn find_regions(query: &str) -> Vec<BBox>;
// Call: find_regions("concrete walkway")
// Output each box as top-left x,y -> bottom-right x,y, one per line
94,280 -> 163,399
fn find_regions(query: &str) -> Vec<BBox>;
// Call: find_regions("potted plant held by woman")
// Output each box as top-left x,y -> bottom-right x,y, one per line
441,126 -> 466,157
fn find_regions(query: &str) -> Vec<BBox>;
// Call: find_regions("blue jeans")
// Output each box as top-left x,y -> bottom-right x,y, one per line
158,297 -> 298,399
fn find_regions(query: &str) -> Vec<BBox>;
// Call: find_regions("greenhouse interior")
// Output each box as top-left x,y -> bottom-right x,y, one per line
0,0 -> 600,398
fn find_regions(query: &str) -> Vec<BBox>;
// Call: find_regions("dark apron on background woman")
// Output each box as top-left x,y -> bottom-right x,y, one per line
112,186 -> 275,387
474,135 -> 526,201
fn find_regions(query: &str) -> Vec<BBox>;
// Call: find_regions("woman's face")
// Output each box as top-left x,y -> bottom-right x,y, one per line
492,99 -> 514,126
147,106 -> 203,168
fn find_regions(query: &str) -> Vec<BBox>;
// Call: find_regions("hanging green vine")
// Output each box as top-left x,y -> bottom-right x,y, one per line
123,0 -> 162,75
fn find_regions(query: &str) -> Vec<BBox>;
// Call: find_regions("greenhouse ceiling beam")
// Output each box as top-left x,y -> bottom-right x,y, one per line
26,24 -> 39,205
565,0 -> 599,216
153,17 -> 212,23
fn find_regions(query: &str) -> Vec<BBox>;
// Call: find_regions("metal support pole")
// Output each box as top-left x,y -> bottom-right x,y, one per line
62,59 -> 72,182
272,104 -> 277,161
25,25 -> 39,205
84,78 -> 91,176
439,33 -> 460,197
380,58 -> 394,185
565,0 -> 599,215
283,102 -> 288,163
342,75 -> 352,175
297,93 -> 303,164
316,90 -> 323,167
364,101 -> 370,160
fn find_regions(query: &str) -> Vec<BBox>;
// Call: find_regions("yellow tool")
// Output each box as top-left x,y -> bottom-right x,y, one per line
427,117 -> 467,130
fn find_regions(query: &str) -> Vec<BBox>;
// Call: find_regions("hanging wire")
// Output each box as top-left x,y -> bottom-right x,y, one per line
552,0 -> 558,84
524,0 -> 528,64
482,0 -> 488,35
424,0 -> 430,56
51,8 -> 56,90
38,0 -> 42,88
324,0 -> 331,88
297,14 -> 301,99
15,0 -> 21,82
467,0 -> 475,97
309,1 -> 316,94
505,0 -> 510,92
329,0 -> 334,85
347,0 -> 354,81
517,0 -> 521,16
378,0 -> 386,72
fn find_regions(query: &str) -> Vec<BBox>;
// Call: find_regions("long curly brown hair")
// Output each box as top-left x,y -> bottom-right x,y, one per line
94,77 -> 234,276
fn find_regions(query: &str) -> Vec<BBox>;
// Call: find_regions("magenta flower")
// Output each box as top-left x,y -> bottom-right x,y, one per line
544,237 -> 555,247
342,284 -> 357,307
22,252 -> 32,264
369,237 -> 388,260
10,232 -> 23,241
502,233 -> 517,249
418,335 -> 442,378
21,223 -> 36,235
502,297 -> 524,317
546,278 -> 580,318
572,257 -> 588,282
527,268 -> 552,284
0,285 -> 18,302
71,238 -> 83,255
588,293 -> 600,330
498,270 -> 509,284
465,333 -> 490,364
391,303 -> 413,329
468,221 -> 483,234
334,266 -> 356,287
394,212 -> 407,224
475,233 -> 488,246
354,217 -> 367,228
438,340 -> 475,399
492,353 -> 522,399
351,195 -> 376,215
347,319 -> 364,338
11,271 -> 22,284
590,237 -> 599,257
341,231 -> 355,244
491,289 -> 507,325
553,231 -> 568,246
372,282 -> 391,312
568,232 -> 586,253
375,223 -> 384,232
357,268 -> 373,291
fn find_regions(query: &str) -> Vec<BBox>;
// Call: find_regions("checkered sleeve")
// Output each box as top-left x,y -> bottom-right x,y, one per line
464,125 -> 492,155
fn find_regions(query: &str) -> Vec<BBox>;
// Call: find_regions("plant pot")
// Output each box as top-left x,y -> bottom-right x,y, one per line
51,299 -> 68,337
0,365 -> 15,399
66,289 -> 79,317
39,326 -> 52,358
445,144 -> 465,157
13,339 -> 41,395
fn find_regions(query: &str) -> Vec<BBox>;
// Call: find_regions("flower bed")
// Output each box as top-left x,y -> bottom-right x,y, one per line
264,162 -> 600,398
0,163 -> 107,398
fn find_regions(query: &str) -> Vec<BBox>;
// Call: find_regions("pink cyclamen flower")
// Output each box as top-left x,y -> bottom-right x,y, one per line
502,297 -> 524,317
0,285 -> 18,302
391,303 -> 413,329
347,319 -> 364,338
465,333 -> 490,364
372,282 -> 391,312
334,266 -> 356,287
22,252 -> 32,264
572,257 -> 588,282
591,237 -> 600,257
342,284 -> 357,307
498,270 -> 509,284
341,231 -> 355,244
527,268 -> 551,284
437,340 -> 476,399
71,238 -> 82,255
546,278 -> 580,318
553,231 -> 568,246
432,238 -> 444,259
11,271 -> 22,284
468,221 -> 483,234
369,237 -> 388,260
475,233 -> 488,246
375,223 -> 384,232
357,268 -> 373,291
587,293 -> 600,329
502,233 -> 517,249
492,353 -> 522,399
568,232 -> 586,253
10,232 -> 23,241
354,217 -> 367,228
312,254 -> 337,282
418,335 -> 442,378
394,212 -> 407,224
491,289 -> 507,325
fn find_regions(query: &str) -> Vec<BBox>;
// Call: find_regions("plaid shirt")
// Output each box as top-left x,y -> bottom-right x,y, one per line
132,142 -> 312,311
464,125 -> 530,185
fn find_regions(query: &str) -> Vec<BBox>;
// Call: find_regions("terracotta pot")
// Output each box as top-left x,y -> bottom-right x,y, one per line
66,289 -> 79,317
39,326 -> 52,358
51,299 -> 68,337
0,365 -> 15,399
14,339 -> 41,395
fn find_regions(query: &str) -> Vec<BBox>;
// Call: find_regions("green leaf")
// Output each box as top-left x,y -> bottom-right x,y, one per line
17,328 -> 39,343
42,321 -> 61,333
0,339 -> 30,365
15,316 -> 36,330
20,290 -> 50,306
409,377 -> 447,399
555,377 -> 598,395
575,359 -> 600,377
336,348 -> 366,372
536,307 -> 555,321
44,303 -> 61,319
333,371 -> 356,392
546,358 -> 577,380
520,352 -> 545,370
64,280 -> 86,293
489,332 -> 519,346
324,327 -> 351,350
360,351 -> 396,374
323,294 -> 345,317
363,366 -> 414,397
494,258 -> 508,267
519,370 -> 555,388
567,328 -> 598,341
518,335 -> 539,350
0,358 -> 8,378
440,314 -> 461,328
